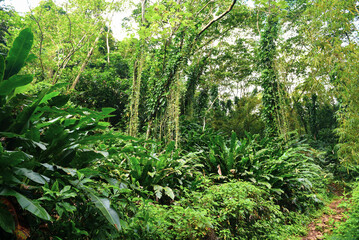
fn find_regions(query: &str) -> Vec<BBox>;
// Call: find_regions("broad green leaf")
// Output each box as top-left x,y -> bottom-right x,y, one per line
51,181 -> 59,192
14,167 -> 49,185
55,204 -> 64,217
25,53 -> 37,63
25,127 -> 40,142
154,185 -> 163,199
0,55 -> 4,82
9,87 -> 50,134
0,207 -> 15,233
61,185 -> 71,193
40,164 -> 56,173
48,95 -> 70,107
31,140 -> 47,150
89,193 -> 122,231
0,131 -> 24,138
14,82 -> 33,95
0,151 -> 32,167
164,186 -> 175,200
101,107 -> 116,115
0,74 -> 33,95
0,188 -> 51,221
55,166 -> 77,177
40,91 -> 60,104
4,28 -> 34,80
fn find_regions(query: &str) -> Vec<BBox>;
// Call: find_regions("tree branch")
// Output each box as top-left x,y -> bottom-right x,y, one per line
195,0 -> 214,18
197,0 -> 237,38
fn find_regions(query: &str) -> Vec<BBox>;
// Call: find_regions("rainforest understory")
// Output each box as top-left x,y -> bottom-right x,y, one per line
0,0 -> 359,239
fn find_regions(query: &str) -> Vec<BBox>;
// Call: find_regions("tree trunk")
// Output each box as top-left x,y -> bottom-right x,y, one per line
69,28 -> 104,91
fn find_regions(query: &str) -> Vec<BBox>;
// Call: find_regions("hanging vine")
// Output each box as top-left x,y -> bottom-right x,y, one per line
128,0 -> 147,137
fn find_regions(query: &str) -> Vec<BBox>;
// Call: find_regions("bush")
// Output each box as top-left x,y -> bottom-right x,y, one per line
121,200 -> 213,240
330,181 -> 359,239
118,181 -> 285,240
184,181 -> 284,240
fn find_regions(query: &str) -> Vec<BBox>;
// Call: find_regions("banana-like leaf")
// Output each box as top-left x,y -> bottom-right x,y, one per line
0,207 -> 15,233
0,188 -> 51,221
9,85 -> 58,134
0,55 -> 4,82
14,167 -> 49,185
0,74 -> 33,95
89,193 -> 122,231
25,53 -> 37,63
4,28 -> 34,80
39,91 -> 60,104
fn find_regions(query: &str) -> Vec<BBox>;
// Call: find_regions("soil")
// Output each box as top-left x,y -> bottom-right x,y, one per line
301,184 -> 348,240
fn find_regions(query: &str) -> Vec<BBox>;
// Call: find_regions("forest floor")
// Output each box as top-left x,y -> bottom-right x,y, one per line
301,184 -> 349,240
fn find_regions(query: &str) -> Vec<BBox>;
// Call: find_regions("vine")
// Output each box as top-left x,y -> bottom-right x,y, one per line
258,15 -> 280,137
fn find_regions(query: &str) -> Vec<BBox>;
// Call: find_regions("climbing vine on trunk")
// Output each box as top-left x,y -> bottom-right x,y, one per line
258,15 -> 280,137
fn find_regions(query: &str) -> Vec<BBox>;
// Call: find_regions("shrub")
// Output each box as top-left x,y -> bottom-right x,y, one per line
121,200 -> 213,240
184,181 -> 284,240
118,181 -> 285,240
330,181 -> 359,239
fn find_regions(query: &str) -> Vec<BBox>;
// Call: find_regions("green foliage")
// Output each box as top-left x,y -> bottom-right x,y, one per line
3,28 -> 33,80
99,139 -> 201,202
190,128 -> 326,212
258,15 -> 280,137
0,188 -> 51,221
329,182 -> 359,239
0,205 -> 15,234
119,181 -> 288,240
0,29 -> 123,238
184,181 -> 284,240
295,94 -> 338,143
71,61 -> 130,127
2,1 -> 358,239
89,193 -> 122,231
121,199 -> 213,239
203,131 -> 242,177
180,120 -> 219,151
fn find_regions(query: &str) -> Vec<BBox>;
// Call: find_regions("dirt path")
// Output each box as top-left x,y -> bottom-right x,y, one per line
301,185 -> 348,240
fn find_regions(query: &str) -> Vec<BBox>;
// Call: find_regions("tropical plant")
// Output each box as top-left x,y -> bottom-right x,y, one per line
0,28 -> 124,238
192,130 -> 326,212
201,131 -> 242,177
101,139 -> 202,202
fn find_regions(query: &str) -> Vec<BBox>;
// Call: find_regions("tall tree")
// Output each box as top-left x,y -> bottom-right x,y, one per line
302,0 -> 359,165
126,0 -> 246,143
258,12 -> 280,137
21,0 -> 119,84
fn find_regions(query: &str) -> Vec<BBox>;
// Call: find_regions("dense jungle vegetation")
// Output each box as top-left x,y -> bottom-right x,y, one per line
0,0 -> 359,239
